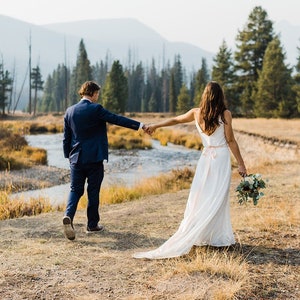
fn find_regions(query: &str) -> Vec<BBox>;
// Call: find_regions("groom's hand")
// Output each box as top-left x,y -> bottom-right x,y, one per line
142,124 -> 150,135
142,124 -> 153,135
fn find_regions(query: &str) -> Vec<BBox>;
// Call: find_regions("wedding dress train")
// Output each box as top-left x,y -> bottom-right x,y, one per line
133,119 -> 235,259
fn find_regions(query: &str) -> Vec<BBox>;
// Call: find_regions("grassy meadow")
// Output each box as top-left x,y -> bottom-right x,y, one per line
0,113 -> 299,299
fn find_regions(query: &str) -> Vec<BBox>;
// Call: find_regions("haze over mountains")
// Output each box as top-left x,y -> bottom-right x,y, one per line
0,15 -> 213,78
0,15 -> 299,109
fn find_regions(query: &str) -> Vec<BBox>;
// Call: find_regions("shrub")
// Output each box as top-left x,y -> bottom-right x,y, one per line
1,134 -> 27,150
0,125 -> 48,170
29,123 -> 48,133
0,193 -> 62,220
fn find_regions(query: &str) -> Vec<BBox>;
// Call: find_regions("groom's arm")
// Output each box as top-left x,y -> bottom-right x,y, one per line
95,104 -> 143,130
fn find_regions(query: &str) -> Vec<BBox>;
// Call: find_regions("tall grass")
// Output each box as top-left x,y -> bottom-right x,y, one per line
182,247 -> 248,282
77,168 -> 194,208
107,125 -> 152,150
1,168 -> 194,220
158,246 -> 249,300
0,191 -> 63,220
1,120 -> 63,134
152,128 -> 202,150
0,126 -> 47,170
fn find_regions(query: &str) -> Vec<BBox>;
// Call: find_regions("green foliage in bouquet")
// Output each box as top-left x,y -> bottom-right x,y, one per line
236,174 -> 266,205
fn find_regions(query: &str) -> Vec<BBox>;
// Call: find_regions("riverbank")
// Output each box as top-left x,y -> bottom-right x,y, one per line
1,129 -> 297,195
0,165 -> 70,193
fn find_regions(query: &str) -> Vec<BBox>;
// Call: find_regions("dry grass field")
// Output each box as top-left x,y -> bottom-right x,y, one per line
0,114 -> 299,299
232,118 -> 300,145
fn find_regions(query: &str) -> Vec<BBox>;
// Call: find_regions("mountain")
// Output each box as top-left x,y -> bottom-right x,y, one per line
0,15 -> 299,110
0,15 -> 215,109
43,18 -> 214,70
0,15 -> 213,77
1,15 -> 299,77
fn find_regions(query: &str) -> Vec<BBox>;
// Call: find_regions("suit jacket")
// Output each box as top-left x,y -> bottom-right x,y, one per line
63,99 -> 140,164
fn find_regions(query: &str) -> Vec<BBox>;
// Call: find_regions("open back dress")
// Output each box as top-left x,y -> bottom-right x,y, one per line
133,116 -> 235,259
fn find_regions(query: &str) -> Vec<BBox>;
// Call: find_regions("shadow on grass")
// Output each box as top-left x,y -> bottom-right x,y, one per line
204,243 -> 300,266
3,216 -> 298,265
1,217 -> 166,251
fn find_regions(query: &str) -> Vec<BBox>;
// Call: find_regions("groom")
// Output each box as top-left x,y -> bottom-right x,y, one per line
63,81 -> 147,240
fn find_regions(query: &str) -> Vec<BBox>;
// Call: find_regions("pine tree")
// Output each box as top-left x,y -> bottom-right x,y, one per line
254,37 -> 295,117
40,64 -> 70,113
292,45 -> 300,115
102,60 -> 128,114
31,65 -> 43,116
148,96 -> 157,112
0,62 -> 12,115
144,59 -> 160,112
161,62 -> 171,112
193,58 -> 210,106
69,39 -> 93,105
40,74 -> 54,112
127,62 -> 145,112
53,64 -> 69,112
212,40 -> 237,112
189,72 -> 196,108
176,83 -> 190,114
169,72 -> 176,113
234,6 -> 274,115
172,55 -> 183,99
92,60 -> 108,88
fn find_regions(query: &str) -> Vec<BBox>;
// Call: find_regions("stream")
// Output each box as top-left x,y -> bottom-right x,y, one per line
13,133 -> 201,206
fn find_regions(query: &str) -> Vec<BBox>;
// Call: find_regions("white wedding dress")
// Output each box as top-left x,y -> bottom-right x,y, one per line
133,118 -> 235,259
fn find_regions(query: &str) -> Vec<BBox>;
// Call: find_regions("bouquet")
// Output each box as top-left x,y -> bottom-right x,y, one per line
236,174 -> 266,205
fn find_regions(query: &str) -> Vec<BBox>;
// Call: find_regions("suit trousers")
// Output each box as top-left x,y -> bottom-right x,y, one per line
65,161 -> 104,228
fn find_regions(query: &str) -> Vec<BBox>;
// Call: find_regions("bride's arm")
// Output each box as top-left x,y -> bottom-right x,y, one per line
148,109 -> 196,132
224,110 -> 247,176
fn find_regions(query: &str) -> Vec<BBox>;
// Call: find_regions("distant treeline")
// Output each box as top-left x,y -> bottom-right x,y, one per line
1,6 -> 300,118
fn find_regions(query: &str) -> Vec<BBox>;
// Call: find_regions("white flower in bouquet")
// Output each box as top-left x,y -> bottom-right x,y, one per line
244,176 -> 254,186
255,173 -> 262,180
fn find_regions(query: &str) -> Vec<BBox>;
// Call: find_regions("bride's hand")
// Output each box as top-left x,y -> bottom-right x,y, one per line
146,124 -> 156,135
238,164 -> 247,177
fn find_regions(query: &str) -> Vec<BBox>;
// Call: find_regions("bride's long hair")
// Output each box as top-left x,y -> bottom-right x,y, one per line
199,81 -> 227,135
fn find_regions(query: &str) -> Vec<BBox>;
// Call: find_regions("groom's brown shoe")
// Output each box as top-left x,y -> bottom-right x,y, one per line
63,216 -> 75,240
86,224 -> 104,234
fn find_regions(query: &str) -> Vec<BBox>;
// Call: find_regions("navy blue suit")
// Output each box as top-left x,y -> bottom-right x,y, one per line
63,99 -> 141,228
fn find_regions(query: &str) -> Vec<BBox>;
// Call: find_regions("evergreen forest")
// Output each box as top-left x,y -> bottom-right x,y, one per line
1,6 -> 300,118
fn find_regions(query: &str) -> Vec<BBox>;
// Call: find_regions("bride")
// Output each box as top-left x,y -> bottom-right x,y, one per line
133,81 -> 247,259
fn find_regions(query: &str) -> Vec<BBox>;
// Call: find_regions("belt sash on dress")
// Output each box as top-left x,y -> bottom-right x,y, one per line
202,144 -> 228,159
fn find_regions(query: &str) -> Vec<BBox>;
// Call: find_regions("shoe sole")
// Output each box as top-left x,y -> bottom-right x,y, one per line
63,216 -> 75,240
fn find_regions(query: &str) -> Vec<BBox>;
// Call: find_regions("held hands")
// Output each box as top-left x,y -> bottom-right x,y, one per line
142,124 -> 156,135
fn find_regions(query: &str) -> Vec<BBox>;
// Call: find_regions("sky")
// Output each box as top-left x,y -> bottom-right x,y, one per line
1,0 -> 300,53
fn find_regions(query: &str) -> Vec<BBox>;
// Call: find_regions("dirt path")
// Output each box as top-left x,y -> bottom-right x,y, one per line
0,158 -> 299,299
0,127 -> 299,299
